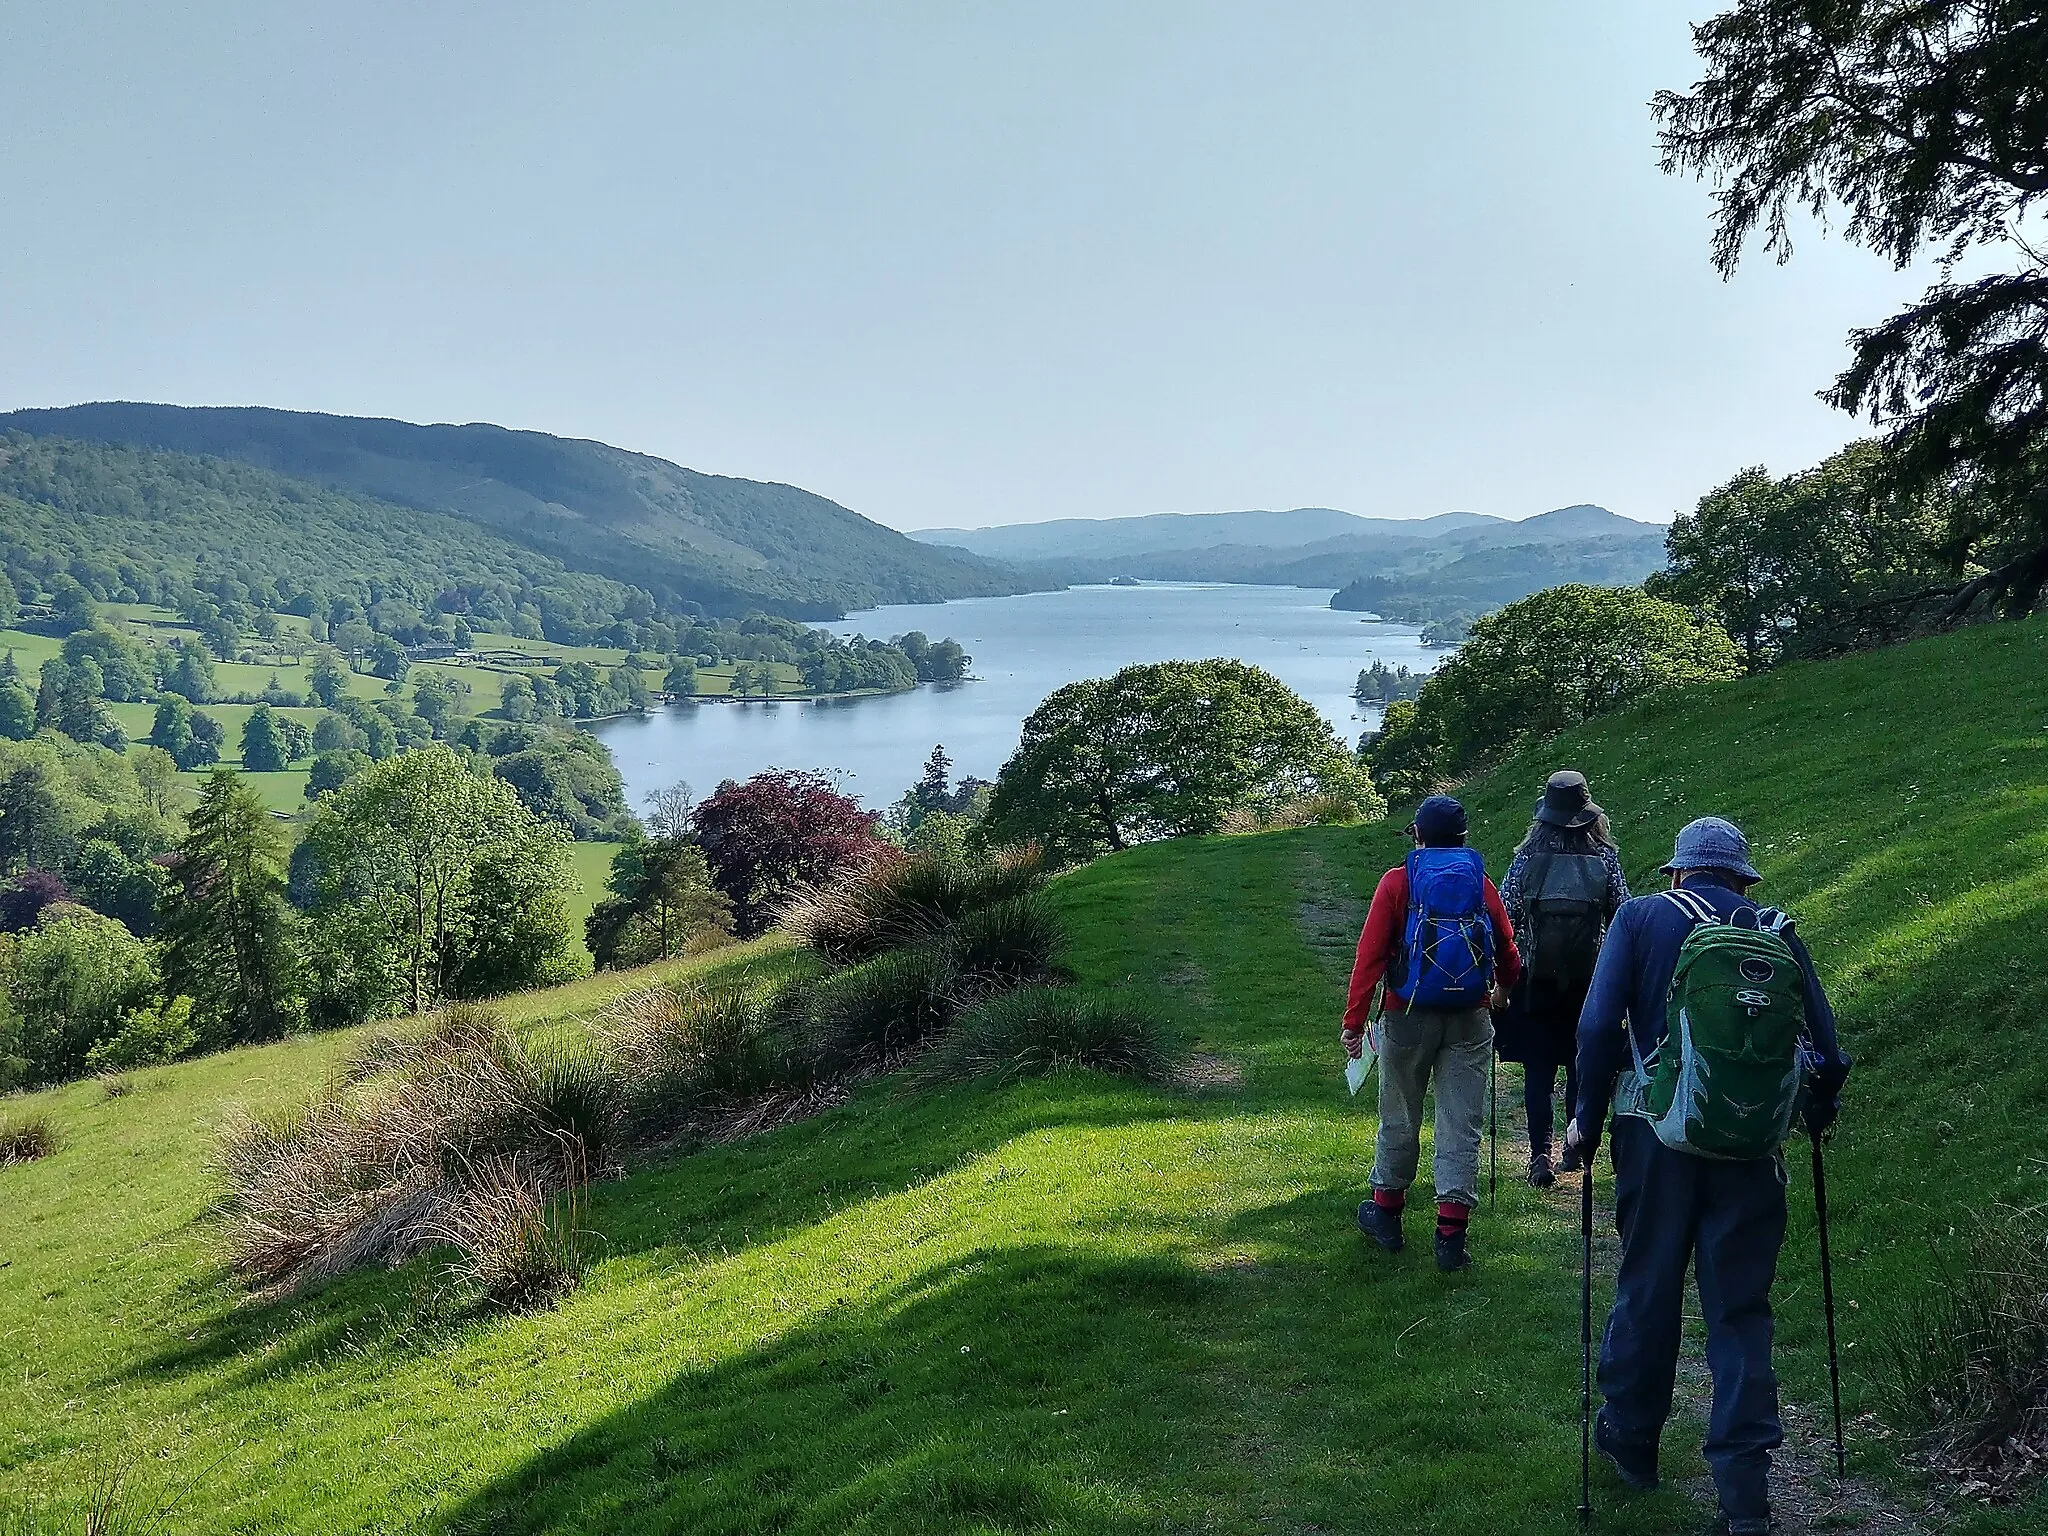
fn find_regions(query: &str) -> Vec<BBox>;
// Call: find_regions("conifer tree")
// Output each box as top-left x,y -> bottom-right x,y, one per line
159,769 -> 302,1044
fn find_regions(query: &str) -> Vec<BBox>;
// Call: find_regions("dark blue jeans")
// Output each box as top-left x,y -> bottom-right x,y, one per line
1523,1059 -> 1579,1153
1599,1118 -> 1786,1524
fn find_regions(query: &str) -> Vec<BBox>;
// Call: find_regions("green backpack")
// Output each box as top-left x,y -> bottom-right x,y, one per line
1616,888 -> 1808,1160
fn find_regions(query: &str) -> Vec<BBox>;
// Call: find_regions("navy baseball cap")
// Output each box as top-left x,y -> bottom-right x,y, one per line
1409,795 -> 1468,845
1660,816 -> 1761,883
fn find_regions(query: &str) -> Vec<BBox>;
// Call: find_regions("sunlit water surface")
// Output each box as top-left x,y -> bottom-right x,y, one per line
592,582 -> 1438,812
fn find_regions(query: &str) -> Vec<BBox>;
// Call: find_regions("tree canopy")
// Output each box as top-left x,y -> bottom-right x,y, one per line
690,771 -> 885,937
1657,1 -> 2048,618
983,660 -> 1381,864
1365,586 -> 1742,796
293,745 -> 579,1022
1649,440 -> 1954,665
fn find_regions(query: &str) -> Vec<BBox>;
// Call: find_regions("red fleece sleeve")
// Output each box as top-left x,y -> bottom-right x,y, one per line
1485,876 -> 1522,991
1343,866 -> 1407,1030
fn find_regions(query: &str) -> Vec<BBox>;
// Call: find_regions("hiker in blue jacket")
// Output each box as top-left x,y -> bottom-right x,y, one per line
1564,816 -> 1851,1536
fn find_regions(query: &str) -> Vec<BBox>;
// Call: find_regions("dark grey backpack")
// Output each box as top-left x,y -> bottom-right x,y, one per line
1523,851 -> 1608,987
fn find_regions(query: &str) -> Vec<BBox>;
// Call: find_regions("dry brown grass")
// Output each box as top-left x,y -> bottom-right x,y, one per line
596,978 -> 812,1139
0,1110 -> 59,1166
779,845 -> 1046,964
421,1150 -> 590,1311
213,1006 -> 617,1297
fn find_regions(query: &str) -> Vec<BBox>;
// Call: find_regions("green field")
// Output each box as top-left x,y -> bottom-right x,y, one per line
2,617 -> 2045,1531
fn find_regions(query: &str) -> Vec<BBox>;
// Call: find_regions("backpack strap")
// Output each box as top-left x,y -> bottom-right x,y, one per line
1660,887 -> 1719,927
1629,887 -> 1718,1082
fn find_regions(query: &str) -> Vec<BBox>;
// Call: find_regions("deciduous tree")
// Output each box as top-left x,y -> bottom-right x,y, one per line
983,659 -> 1381,864
690,770 -> 885,936
295,745 -> 576,1019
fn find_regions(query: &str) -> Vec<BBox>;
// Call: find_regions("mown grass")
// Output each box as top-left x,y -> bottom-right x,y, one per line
0,616 -> 2044,1532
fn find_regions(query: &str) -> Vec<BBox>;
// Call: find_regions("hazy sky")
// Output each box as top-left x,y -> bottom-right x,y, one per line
2,3 -> 1931,530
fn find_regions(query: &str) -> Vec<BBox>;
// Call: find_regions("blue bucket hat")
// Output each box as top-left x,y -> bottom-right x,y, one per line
1409,795 -> 1468,845
1660,816 -> 1761,884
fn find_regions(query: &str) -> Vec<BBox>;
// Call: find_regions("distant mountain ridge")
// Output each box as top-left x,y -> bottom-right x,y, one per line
911,506 -> 1497,562
913,502 -> 1668,596
0,402 -> 1030,619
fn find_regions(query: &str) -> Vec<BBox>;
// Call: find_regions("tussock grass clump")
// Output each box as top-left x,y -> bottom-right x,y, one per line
341,1002 -> 501,1086
924,987 -> 1178,1086
1219,792 -> 1367,835
943,892 -> 1067,990
806,947 -> 959,1070
1874,1202 -> 2048,1485
597,979 -> 813,1136
424,1154 -> 589,1311
781,846 -> 1047,964
215,1006 -> 617,1296
0,1111 -> 59,1166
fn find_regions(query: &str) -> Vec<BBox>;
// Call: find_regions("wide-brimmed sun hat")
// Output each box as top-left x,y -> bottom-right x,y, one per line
1660,816 -> 1761,884
1535,770 -> 1602,829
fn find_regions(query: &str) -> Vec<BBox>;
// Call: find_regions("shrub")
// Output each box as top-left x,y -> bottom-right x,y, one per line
0,1111 -> 58,1166
82,995 -> 197,1073
806,946 -> 958,1070
2,906 -> 161,1085
924,987 -> 1177,1086
1872,1203 -> 2048,1480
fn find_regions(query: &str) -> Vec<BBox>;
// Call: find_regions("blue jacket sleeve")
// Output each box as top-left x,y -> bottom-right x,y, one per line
1790,930 -> 1852,1106
1573,901 -> 1637,1132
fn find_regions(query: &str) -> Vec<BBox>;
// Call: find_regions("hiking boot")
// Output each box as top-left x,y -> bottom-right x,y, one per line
1356,1200 -> 1403,1253
1594,1413 -> 1658,1491
1527,1151 -> 1556,1188
1434,1228 -> 1471,1272
1720,1514 -> 1771,1536
1557,1141 -> 1584,1174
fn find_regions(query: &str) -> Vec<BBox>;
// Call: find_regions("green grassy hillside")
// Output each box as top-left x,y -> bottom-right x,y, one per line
0,405 -> 1029,618
2,618 -> 2044,1533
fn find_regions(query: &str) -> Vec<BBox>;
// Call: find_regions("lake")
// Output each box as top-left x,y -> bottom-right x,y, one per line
592,582 -> 1439,813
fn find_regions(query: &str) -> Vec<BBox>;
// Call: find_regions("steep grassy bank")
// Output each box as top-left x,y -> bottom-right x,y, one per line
1,616 -> 2044,1533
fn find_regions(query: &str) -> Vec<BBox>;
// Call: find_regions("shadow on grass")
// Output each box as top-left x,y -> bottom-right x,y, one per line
111,1070 -> 1189,1396
438,1243 -> 1220,1536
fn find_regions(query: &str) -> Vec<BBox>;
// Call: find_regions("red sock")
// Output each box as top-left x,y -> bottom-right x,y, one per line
1437,1200 -> 1470,1238
1373,1188 -> 1406,1214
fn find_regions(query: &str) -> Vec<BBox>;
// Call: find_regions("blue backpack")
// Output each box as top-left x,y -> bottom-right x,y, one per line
1398,847 -> 1495,1009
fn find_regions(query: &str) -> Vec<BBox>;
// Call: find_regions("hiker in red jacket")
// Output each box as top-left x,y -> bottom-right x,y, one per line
1342,795 -> 1521,1271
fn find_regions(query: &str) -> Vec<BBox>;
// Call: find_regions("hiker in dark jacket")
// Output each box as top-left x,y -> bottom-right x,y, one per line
1498,770 -> 1629,1187
1342,795 -> 1521,1272
1565,816 -> 1851,1536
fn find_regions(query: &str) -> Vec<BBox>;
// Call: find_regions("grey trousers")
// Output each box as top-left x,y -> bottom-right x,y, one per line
1370,1003 -> 1493,1209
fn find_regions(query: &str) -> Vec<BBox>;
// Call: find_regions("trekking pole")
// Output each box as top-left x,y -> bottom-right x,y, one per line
1810,1128 -> 1847,1479
1489,1047 -> 1499,1209
1579,1149 -> 1594,1527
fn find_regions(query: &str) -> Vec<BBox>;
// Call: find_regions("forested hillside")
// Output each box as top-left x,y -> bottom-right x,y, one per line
0,405 -> 1029,619
0,434 -> 637,638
